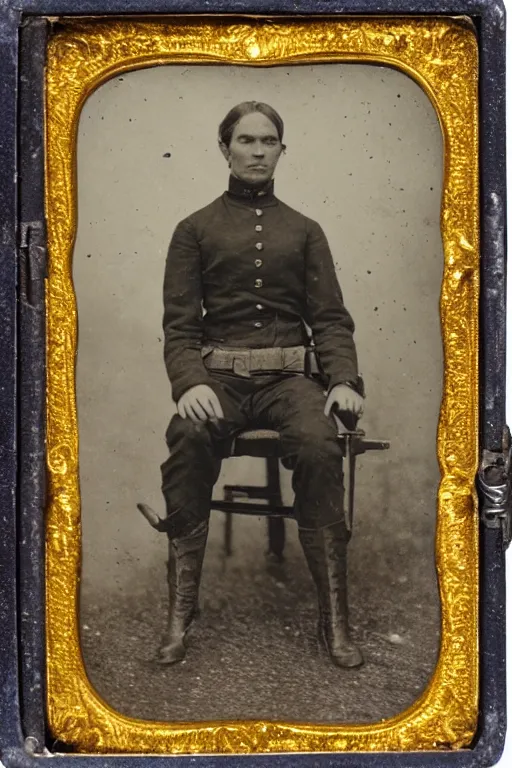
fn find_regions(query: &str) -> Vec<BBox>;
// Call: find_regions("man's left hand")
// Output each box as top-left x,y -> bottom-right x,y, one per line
324,384 -> 364,419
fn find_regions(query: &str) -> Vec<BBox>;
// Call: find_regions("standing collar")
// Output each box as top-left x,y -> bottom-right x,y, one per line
225,174 -> 276,206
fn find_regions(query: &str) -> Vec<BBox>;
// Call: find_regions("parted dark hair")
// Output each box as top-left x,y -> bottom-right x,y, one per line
218,101 -> 285,147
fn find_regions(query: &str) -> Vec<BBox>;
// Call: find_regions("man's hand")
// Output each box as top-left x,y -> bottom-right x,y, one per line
324,383 -> 364,419
177,384 -> 225,424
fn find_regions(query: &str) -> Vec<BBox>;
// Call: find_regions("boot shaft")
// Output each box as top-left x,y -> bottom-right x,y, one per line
299,521 -> 363,668
298,521 -> 351,620
167,519 -> 209,611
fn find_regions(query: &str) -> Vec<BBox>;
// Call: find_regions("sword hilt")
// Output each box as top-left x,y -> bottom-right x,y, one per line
337,428 -> 391,534
137,502 -> 167,532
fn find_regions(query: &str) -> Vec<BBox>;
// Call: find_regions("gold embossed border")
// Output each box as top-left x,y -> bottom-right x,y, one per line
45,16 -> 479,754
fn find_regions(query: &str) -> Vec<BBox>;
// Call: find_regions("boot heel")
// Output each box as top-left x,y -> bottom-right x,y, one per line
316,618 -> 364,668
330,644 -> 364,669
157,639 -> 186,665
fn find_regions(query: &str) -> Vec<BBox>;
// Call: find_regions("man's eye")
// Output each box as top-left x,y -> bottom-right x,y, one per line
264,138 -> 278,146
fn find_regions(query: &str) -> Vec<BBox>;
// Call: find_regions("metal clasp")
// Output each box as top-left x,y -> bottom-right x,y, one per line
478,425 -> 512,547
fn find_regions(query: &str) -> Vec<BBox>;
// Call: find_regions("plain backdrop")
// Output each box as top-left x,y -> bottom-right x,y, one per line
74,61 -> 443,598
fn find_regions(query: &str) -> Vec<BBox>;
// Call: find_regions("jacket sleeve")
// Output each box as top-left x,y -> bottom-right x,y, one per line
163,217 -> 214,402
305,219 -> 359,390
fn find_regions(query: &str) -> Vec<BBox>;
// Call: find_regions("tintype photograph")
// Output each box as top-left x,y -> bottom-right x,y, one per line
72,60 -> 443,724
0,1 -> 499,762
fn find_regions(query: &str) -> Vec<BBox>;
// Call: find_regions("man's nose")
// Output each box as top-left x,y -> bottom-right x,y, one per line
252,142 -> 265,156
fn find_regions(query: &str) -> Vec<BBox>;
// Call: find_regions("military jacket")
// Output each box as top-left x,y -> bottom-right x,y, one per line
163,177 -> 359,402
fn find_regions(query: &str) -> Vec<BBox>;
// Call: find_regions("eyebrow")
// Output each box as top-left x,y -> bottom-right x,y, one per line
236,133 -> 279,140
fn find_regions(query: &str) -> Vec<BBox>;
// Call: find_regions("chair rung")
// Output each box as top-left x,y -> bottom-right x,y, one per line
212,500 -> 294,517
223,484 -> 274,501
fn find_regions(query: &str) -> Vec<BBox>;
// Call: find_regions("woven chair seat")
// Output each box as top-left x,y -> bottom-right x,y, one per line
228,426 -> 388,461
230,429 -> 281,458
234,428 -> 280,441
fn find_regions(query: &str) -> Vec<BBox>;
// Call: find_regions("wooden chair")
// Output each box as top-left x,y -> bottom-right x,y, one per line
211,423 -> 390,560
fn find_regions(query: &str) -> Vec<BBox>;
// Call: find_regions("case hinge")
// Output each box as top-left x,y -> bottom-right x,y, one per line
478,425 -> 512,547
18,220 -> 47,308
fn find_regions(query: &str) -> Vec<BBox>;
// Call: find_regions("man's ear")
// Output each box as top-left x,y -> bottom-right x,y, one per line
218,140 -> 230,162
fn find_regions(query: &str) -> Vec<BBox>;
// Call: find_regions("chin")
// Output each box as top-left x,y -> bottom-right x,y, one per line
243,172 -> 272,184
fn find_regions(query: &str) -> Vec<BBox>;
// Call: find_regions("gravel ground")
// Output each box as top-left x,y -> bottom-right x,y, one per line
80,512 -> 440,724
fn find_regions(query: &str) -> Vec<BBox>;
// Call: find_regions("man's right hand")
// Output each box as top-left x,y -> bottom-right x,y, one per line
177,384 -> 225,424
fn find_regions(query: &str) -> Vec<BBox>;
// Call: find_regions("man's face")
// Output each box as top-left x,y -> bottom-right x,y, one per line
223,112 -> 283,184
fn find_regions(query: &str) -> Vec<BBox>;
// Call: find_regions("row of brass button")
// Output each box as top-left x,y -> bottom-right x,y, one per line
254,209 -> 264,326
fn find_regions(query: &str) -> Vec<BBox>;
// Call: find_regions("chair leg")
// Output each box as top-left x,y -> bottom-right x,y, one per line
220,456 -> 288,558
224,513 -> 233,557
267,517 -> 285,561
266,457 -> 286,560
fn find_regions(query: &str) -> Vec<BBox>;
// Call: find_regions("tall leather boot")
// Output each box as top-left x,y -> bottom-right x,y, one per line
299,521 -> 364,669
157,519 -> 209,665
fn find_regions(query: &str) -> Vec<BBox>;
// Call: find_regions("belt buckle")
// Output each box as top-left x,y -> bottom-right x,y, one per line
233,353 -> 251,378
282,346 -> 301,372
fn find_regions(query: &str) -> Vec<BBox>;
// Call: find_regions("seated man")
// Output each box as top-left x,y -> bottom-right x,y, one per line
139,100 -> 364,669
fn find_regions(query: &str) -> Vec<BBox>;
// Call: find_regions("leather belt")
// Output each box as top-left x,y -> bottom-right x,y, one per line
201,345 -> 318,378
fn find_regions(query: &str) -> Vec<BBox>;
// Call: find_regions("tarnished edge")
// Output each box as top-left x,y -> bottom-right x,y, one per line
44,15 -> 479,756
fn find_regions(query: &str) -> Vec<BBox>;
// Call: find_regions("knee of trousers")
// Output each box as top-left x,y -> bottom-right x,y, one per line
160,416 -> 219,497
164,415 -> 214,453
294,429 -> 343,466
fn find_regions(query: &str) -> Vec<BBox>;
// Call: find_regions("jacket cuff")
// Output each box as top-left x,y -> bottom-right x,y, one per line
328,374 -> 364,397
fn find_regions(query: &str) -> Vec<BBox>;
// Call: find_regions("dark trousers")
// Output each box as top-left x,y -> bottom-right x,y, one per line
161,372 -> 345,538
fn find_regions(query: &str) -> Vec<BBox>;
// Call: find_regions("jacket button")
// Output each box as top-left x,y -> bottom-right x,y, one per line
255,209 -> 263,216
255,258 -> 263,268
255,242 -> 263,250
255,224 -> 263,232
256,303 -> 263,310
255,278 -> 263,288
254,321 -> 263,328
